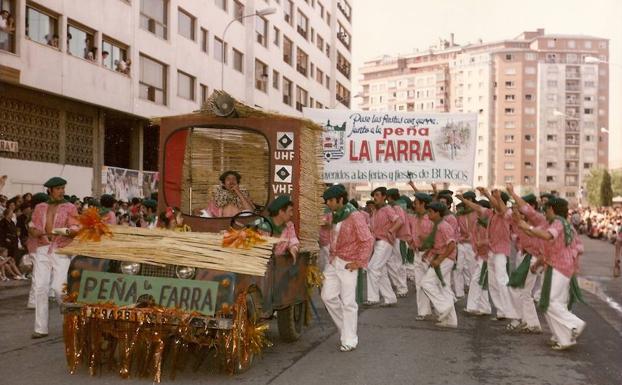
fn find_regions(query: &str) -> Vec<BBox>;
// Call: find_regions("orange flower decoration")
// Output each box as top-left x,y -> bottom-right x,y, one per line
75,207 -> 113,242
222,227 -> 267,249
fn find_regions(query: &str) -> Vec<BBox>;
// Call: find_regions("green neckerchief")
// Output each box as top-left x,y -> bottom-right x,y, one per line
434,265 -> 446,286
477,217 -> 488,228
478,261 -> 489,290
538,266 -> 553,311
568,275 -> 585,310
99,207 -> 111,216
455,206 -> 473,216
400,240 -> 414,264
265,217 -> 284,236
47,198 -> 67,205
548,216 -> 573,246
421,219 -> 441,251
508,253 -> 532,288
332,203 -> 357,224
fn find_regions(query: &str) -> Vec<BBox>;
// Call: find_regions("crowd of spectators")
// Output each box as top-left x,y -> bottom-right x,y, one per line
571,206 -> 622,243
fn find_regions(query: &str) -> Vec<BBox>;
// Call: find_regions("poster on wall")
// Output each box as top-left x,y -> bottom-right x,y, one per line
102,166 -> 159,201
304,109 -> 477,185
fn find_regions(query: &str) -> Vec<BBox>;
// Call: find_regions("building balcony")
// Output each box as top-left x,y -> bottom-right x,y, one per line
565,152 -> 579,160
337,62 -> 351,79
296,64 -> 308,77
565,71 -> 581,79
336,94 -> 350,108
337,32 -> 351,50
565,140 -> 580,146
337,1 -> 352,22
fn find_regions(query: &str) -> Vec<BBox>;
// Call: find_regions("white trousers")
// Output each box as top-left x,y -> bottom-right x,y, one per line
33,245 -> 71,334
465,259 -> 492,315
453,243 -> 474,297
508,253 -> 541,328
366,240 -> 397,304
421,258 -> 457,326
488,253 -> 518,319
413,251 -> 432,316
387,239 -> 408,295
321,257 -> 359,347
27,252 -> 38,308
318,245 -> 330,272
545,269 -> 586,346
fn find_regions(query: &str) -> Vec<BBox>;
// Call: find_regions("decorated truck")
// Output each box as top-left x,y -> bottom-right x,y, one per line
59,92 -> 325,382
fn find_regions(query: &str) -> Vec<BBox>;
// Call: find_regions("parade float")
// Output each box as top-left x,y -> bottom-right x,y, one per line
57,92 -> 325,382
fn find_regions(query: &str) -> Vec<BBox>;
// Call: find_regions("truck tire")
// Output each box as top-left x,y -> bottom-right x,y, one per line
276,301 -> 305,342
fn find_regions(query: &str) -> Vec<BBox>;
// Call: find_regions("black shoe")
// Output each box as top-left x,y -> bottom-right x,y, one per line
31,332 -> 48,339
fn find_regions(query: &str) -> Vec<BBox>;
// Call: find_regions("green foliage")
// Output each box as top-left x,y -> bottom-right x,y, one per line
611,169 -> 622,197
600,169 -> 613,206
585,168 -> 605,206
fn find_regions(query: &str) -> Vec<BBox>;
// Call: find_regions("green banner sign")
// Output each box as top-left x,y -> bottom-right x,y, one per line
78,271 -> 219,316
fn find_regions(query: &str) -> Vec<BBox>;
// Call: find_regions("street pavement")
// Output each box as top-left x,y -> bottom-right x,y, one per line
0,235 -> 620,385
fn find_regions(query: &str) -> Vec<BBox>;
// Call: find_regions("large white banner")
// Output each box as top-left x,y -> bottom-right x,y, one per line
305,109 -> 477,185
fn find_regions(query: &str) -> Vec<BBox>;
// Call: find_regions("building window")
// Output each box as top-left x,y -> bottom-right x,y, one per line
177,8 -> 195,40
504,108 -> 514,114
525,52 -> 536,60
282,77 -> 292,105
524,134 -> 533,141
547,39 -> 555,48
283,36 -> 293,65
1,1 -> 17,53
214,36 -> 226,63
525,94 -> 533,101
337,22 -> 351,49
25,6 -> 58,47
140,0 -> 168,39
295,85 -> 308,111
504,162 -> 515,170
316,34 -> 324,51
296,47 -> 308,76
584,40 -> 592,49
233,0 -> 243,19
584,108 -> 593,114
177,71 -> 195,100
546,135 -> 557,141
504,149 -> 514,156
200,28 -> 208,53
325,43 -> 330,58
525,66 -> 536,74
255,59 -> 268,92
337,0 -> 351,21
139,54 -> 167,105
524,161 -> 533,169
504,135 -> 514,142
316,68 -> 324,84
504,81 -> 514,88
67,23 -> 95,60
232,48 -> 243,72
505,94 -> 515,101
215,0 -> 227,12
272,69 -> 279,89
284,0 -> 293,25
102,38 -> 129,73
273,26 -> 280,46
505,53 -> 513,61
504,68 -> 516,75
255,16 -> 267,47
336,82 -> 350,107
200,83 -> 208,104
583,162 -> 593,169
546,176 -> 555,182
337,51 -> 351,79
297,9 -> 308,39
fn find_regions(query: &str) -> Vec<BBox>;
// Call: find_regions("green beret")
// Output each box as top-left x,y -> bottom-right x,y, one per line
499,191 -> 510,204
439,189 -> 453,196
428,202 -> 447,213
546,197 -> 568,211
386,188 -> 400,197
477,199 -> 491,209
540,193 -> 554,199
414,192 -> 432,204
522,194 -> 537,206
267,195 -> 291,214
142,199 -> 157,210
398,195 -> 412,208
371,186 -> 387,196
43,177 -> 67,188
463,191 -> 476,200
322,185 -> 346,201
32,193 -> 49,205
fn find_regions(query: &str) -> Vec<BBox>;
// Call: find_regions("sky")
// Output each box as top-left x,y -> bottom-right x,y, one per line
350,0 -> 622,169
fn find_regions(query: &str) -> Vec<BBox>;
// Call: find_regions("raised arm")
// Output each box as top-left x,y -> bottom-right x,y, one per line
506,183 -> 527,210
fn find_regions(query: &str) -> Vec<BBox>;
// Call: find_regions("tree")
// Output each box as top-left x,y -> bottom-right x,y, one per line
611,169 -> 622,197
585,168 -> 605,206
601,169 -> 613,206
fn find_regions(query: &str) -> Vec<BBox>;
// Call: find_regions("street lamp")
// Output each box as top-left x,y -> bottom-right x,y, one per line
220,7 -> 277,91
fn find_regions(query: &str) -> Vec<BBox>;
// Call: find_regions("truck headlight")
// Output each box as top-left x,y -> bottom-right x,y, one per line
176,266 -> 196,279
120,262 -> 141,275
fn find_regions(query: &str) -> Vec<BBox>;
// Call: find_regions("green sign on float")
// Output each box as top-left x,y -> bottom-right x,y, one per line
78,271 -> 219,315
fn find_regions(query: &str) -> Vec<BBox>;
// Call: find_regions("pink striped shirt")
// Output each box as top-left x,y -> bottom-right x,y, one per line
429,220 -> 457,261
329,211 -> 374,267
274,221 -> 300,256
484,208 -> 512,256
545,219 -> 577,278
457,211 -> 478,245
474,222 -> 490,261
443,214 -> 460,241
370,205 -> 399,244
30,202 -> 79,253
407,213 -> 433,250
392,205 -> 412,242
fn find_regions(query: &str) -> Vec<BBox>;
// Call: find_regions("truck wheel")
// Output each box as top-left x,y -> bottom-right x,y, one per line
276,302 -> 305,342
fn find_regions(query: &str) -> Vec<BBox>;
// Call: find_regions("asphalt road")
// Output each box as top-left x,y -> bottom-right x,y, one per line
0,236 -> 620,385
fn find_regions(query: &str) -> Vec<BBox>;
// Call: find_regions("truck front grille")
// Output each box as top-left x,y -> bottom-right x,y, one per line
140,264 -> 177,278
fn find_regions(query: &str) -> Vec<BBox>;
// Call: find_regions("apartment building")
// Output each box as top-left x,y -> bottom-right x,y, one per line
358,29 -> 609,202
0,0 -> 352,197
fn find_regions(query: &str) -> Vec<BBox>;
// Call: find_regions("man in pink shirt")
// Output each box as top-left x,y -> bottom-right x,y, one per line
386,188 -> 410,298
321,185 -> 374,352
408,192 -> 434,319
460,187 -> 518,321
420,202 -> 458,328
506,184 -> 543,333
517,197 -> 585,350
29,177 -> 79,339
454,191 -> 478,299
257,195 -> 299,262
365,187 -> 402,306
99,194 -> 117,225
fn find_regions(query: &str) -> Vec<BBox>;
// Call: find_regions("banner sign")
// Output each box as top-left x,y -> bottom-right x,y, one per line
304,109 -> 477,185
102,166 -> 159,201
78,271 -> 219,315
